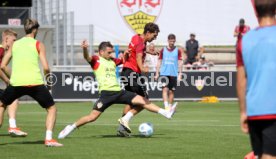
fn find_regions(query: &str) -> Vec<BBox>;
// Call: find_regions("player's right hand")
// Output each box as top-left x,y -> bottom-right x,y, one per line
154,73 -> 159,80
81,40 -> 89,49
142,66 -> 149,73
240,113 -> 248,134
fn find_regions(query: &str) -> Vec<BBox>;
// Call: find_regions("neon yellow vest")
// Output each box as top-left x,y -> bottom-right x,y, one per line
10,37 -> 44,86
94,56 -> 120,92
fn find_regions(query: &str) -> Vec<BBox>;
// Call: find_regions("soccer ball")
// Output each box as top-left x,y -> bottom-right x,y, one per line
138,122 -> 153,137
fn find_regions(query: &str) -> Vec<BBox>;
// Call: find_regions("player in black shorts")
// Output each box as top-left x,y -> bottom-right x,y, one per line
0,19 -> 62,147
58,40 -> 177,139
155,34 -> 183,110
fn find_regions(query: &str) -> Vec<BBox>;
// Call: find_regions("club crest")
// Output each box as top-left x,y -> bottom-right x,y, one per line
195,79 -> 205,91
117,0 -> 163,34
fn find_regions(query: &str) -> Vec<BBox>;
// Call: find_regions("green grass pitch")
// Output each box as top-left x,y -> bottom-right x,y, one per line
0,102 -> 251,159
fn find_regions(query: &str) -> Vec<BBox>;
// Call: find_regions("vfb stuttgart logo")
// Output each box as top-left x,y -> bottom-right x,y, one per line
117,0 -> 163,34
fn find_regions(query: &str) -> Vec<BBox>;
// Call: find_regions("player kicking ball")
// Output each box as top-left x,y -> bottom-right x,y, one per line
58,40 -> 177,139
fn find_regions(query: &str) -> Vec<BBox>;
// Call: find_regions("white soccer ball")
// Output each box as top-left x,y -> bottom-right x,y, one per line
138,122 -> 153,137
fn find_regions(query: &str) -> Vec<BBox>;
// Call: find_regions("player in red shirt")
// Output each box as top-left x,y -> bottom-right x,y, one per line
0,29 -> 27,137
234,18 -> 250,42
117,23 -> 160,137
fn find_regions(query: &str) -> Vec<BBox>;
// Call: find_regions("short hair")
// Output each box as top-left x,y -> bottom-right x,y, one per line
168,34 -> 176,40
24,18 -> 40,34
143,23 -> 160,34
98,41 -> 113,51
190,33 -> 196,37
254,0 -> 276,18
239,18 -> 245,25
2,29 -> 17,37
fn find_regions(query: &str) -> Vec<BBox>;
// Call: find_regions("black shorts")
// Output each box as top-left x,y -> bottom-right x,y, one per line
160,76 -> 177,91
248,119 -> 276,157
120,68 -> 148,98
0,85 -> 55,108
93,90 -> 137,112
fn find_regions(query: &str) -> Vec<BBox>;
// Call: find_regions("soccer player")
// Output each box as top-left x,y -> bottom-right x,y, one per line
155,34 -> 183,110
236,0 -> 276,158
0,29 -> 27,137
0,19 -> 63,147
233,18 -> 250,43
117,22 -> 163,137
57,40 -> 176,139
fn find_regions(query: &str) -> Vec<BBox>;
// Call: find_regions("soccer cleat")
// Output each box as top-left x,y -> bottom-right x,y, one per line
58,125 -> 75,139
45,139 -> 63,147
8,127 -> 28,137
117,129 -> 131,137
117,124 -> 131,137
166,102 -> 178,119
118,118 -> 131,133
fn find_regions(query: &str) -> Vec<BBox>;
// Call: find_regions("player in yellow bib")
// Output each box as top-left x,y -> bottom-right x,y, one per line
0,19 -> 62,147
58,41 -> 177,139
0,29 -> 27,137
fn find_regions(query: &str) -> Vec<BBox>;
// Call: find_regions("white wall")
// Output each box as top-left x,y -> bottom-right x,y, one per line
67,0 -> 258,46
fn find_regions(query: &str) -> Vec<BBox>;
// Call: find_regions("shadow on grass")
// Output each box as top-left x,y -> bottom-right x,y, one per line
10,140 -> 44,145
0,133 -> 10,137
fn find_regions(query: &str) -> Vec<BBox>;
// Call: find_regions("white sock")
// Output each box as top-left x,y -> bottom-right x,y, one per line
122,112 -> 134,122
169,103 -> 172,107
164,101 -> 169,108
158,108 -> 168,118
71,123 -> 77,129
9,118 -> 17,128
45,130 -> 53,140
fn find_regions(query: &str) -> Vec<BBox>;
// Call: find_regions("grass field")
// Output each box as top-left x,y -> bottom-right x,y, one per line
0,102 -> 251,159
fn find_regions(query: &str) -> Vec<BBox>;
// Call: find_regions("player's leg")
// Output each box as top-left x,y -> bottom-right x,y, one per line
59,91 -> 113,139
248,120 -> 264,159
260,120 -> 276,159
163,87 -> 169,109
161,76 -> 170,109
0,102 -> 6,128
118,91 -> 177,132
168,76 -> 177,108
0,86 -> 21,128
58,110 -> 102,139
117,68 -> 145,136
7,99 -> 28,137
29,85 -> 63,147
261,154 -> 276,159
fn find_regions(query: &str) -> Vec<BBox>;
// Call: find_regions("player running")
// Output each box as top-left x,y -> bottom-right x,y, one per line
58,40 -> 177,139
117,22 -> 163,137
0,29 -> 27,137
0,19 -> 63,147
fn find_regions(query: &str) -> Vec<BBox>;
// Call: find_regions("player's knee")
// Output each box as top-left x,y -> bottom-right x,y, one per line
87,115 -> 96,122
46,105 -> 57,113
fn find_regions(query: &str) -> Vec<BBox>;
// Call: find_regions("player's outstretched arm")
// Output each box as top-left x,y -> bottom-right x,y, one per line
81,40 -> 91,64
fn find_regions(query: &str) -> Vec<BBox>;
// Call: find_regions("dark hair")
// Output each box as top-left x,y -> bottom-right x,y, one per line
98,41 -> 113,51
168,34 -> 176,40
239,18 -> 245,25
254,0 -> 276,18
24,18 -> 40,34
143,23 -> 160,34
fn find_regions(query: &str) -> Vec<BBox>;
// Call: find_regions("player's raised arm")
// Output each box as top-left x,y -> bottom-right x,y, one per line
81,40 -> 91,64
